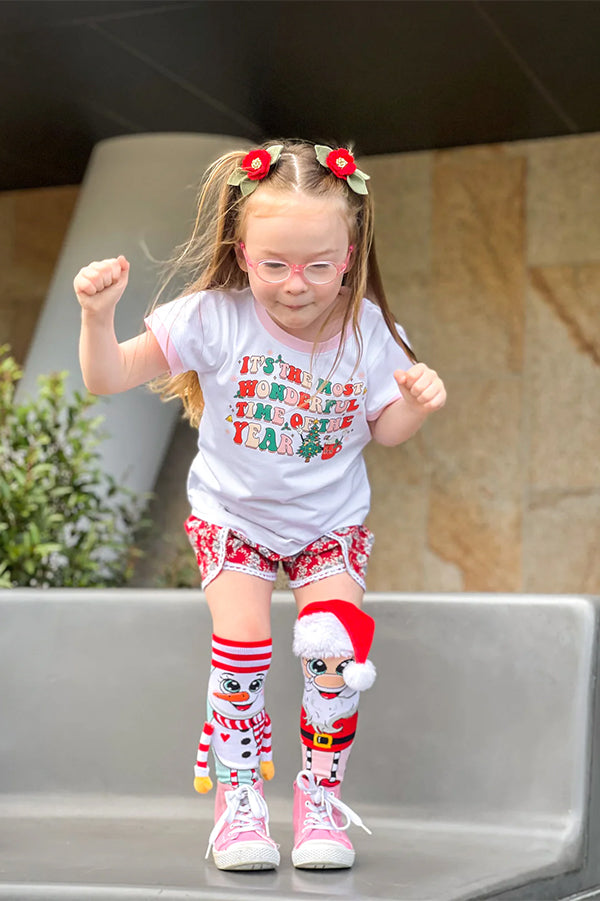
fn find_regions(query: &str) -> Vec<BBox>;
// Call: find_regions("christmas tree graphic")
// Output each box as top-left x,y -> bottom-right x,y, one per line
297,421 -> 322,463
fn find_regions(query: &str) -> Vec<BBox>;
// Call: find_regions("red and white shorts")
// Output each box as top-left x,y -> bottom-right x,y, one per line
184,516 -> 374,591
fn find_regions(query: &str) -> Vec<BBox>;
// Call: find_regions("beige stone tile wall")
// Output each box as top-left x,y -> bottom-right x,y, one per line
364,134 -> 600,594
0,186 -> 79,363
3,133 -> 599,593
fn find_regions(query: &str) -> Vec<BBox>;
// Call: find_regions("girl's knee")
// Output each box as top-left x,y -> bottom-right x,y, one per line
205,571 -> 273,641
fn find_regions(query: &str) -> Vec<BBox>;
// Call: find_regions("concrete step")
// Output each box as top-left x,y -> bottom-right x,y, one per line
0,590 -> 597,901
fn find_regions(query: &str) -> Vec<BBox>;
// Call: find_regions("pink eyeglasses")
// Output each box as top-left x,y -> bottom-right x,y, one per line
240,243 -> 353,286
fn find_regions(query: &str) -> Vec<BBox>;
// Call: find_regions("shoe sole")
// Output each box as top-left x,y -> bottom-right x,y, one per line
213,841 -> 280,871
292,839 -> 355,869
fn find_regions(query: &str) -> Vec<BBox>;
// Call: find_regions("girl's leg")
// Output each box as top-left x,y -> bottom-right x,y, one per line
205,570 -> 273,640
293,572 -> 364,613
291,573 -> 373,869
198,571 -> 279,870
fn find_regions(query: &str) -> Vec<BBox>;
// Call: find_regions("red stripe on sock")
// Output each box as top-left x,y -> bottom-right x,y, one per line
212,634 -> 272,648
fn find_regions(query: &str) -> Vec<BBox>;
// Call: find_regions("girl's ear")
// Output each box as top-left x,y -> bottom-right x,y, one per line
342,246 -> 355,282
234,243 -> 248,272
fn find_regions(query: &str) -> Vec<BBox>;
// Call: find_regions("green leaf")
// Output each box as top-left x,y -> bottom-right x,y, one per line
46,513 -> 64,525
240,178 -> 259,197
54,485 -> 74,496
266,144 -> 283,164
346,172 -> 369,195
227,167 -> 246,187
314,145 -> 333,167
35,542 -> 63,557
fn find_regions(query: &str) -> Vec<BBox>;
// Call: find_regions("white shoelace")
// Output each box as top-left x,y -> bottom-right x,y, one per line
205,783 -> 272,859
296,769 -> 372,835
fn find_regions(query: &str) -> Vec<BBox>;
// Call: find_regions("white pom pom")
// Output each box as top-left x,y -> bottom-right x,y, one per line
343,659 -> 376,691
293,613 -> 353,660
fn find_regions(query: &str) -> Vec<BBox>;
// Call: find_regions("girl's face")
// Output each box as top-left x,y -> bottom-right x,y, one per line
237,190 -> 352,343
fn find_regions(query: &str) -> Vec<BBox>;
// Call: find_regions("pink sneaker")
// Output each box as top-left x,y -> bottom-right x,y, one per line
292,770 -> 371,869
205,780 -> 280,870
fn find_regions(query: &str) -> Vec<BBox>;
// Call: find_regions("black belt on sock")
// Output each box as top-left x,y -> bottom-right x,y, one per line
301,728 -> 356,749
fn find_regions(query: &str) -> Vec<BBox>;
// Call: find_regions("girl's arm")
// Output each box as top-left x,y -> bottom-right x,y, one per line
369,363 -> 446,447
74,256 -> 169,395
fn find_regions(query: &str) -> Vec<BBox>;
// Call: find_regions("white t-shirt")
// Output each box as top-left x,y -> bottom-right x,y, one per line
145,288 -> 413,555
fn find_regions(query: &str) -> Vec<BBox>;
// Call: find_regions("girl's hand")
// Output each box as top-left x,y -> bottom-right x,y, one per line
394,363 -> 446,414
74,256 -> 130,315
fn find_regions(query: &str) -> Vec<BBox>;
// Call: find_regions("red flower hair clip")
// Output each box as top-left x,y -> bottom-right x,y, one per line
227,145 -> 283,196
315,145 -> 370,194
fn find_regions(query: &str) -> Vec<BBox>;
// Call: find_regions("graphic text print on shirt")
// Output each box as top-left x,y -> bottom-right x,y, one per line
228,352 -> 367,463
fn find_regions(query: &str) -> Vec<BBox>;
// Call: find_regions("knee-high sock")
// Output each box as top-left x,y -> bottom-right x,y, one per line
293,599 -> 376,787
297,653 -> 360,785
195,635 -> 273,788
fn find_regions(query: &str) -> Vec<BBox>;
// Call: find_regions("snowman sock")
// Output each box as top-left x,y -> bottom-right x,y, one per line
194,635 -> 273,789
293,600 -> 376,787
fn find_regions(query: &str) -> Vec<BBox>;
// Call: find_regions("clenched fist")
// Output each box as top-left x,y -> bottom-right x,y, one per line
74,256 -> 130,316
394,363 -> 446,413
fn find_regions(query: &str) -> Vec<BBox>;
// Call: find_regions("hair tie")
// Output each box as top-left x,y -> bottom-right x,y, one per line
314,145 -> 370,194
227,145 -> 283,196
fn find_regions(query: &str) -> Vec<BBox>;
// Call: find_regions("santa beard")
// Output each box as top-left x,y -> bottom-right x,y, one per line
303,679 -> 359,733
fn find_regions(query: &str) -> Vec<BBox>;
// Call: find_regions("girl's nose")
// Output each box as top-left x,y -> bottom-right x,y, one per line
285,269 -> 308,293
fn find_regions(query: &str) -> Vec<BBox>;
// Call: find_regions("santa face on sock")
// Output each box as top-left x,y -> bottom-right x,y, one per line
293,599 -> 377,694
208,668 -> 267,718
301,655 -> 359,734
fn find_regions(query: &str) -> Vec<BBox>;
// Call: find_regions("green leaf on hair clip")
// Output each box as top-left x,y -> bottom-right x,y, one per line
240,178 -> 259,197
314,144 -> 334,167
355,168 -> 371,181
346,172 -> 369,195
267,144 -> 284,164
227,168 -> 246,187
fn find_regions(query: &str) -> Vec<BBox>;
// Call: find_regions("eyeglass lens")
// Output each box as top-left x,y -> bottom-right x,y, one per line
257,261 -> 339,285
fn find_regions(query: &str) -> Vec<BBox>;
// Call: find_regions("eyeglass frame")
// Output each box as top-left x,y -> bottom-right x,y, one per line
239,242 -> 354,285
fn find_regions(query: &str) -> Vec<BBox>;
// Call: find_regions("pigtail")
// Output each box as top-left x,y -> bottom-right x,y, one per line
320,166 -> 418,378
146,150 -> 250,427
364,239 -> 418,365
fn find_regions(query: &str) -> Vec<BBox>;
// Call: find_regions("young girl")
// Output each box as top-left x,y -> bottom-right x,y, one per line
74,139 -> 446,872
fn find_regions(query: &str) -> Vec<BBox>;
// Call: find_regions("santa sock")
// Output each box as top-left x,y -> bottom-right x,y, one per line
195,635 -> 273,789
293,600 -> 376,787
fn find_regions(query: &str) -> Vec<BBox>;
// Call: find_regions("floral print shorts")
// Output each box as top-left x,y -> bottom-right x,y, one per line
184,516 -> 374,591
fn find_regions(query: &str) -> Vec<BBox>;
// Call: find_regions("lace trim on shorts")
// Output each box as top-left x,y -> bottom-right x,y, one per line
284,526 -> 375,591
184,517 -> 374,590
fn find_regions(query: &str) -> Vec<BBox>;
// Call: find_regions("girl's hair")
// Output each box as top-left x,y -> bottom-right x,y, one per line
150,138 -> 416,426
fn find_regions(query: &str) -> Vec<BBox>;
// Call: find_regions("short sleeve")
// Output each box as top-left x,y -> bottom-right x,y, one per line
144,291 -> 227,376
365,320 -> 414,421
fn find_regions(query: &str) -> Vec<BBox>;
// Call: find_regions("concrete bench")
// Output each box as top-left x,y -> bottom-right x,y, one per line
1,590 -> 598,900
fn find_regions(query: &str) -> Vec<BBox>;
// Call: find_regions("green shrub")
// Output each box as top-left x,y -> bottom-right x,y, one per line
0,346 -> 149,587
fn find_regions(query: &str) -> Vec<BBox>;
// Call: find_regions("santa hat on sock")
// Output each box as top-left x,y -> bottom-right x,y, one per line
293,599 -> 376,691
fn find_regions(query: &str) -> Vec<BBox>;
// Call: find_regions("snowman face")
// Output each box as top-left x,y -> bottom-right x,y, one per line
208,668 -> 266,717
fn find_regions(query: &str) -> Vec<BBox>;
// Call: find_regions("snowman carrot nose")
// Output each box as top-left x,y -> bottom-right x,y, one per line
214,691 -> 250,702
